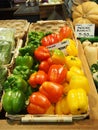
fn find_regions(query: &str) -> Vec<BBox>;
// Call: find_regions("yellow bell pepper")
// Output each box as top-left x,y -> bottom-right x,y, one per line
55,96 -> 70,115
51,49 -> 66,65
65,56 -> 82,69
69,75 -> 90,94
67,88 -> 89,115
62,38 -> 76,45
66,42 -> 78,56
62,82 -> 71,94
66,66 -> 84,82
45,104 -> 55,114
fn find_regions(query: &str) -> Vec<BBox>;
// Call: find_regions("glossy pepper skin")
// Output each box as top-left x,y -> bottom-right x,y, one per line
39,81 -> 64,103
2,90 -> 25,114
39,60 -> 50,73
59,25 -> 73,40
69,75 -> 90,94
19,44 -> 35,56
13,65 -> 33,80
48,64 -> 68,84
27,92 -> 51,114
15,53 -> 33,69
66,66 -> 84,82
34,46 -> 50,61
51,49 -> 66,65
41,33 -> 60,46
3,74 -> 28,93
66,41 -> 78,56
28,70 -> 48,88
65,56 -> 82,69
67,88 -> 89,115
55,96 -> 70,115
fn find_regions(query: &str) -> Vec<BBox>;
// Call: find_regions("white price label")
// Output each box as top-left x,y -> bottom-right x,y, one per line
47,40 -> 69,54
75,24 -> 95,38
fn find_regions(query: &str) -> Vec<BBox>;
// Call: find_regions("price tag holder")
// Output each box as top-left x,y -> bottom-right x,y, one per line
75,24 -> 95,38
47,40 -> 69,54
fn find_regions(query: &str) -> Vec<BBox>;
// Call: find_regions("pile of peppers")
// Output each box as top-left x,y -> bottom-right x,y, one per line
2,26 -> 90,116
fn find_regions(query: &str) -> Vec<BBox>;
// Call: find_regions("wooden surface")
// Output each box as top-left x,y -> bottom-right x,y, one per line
39,3 -> 65,20
77,41 -> 98,120
0,119 -> 98,130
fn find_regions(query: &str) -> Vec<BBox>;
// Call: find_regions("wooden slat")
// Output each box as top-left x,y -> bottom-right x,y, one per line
78,40 -> 98,119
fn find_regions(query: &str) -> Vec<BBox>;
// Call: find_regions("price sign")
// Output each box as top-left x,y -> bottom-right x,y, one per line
47,40 -> 69,54
75,24 -> 95,38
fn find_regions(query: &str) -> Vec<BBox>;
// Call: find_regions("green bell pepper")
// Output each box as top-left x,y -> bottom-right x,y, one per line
2,90 -> 25,114
13,65 -> 32,80
15,53 -> 33,69
3,74 -> 28,93
19,44 -> 35,56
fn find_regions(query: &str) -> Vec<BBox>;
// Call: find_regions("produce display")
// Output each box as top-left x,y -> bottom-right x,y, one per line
0,28 -> 15,65
71,0 -> 98,95
1,21 -> 90,119
80,38 -> 98,91
0,28 -> 16,101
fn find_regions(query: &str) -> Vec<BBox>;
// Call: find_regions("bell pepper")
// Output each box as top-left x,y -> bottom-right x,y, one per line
62,82 -> 71,94
66,66 -> 84,82
48,64 -> 68,84
28,31 -> 45,45
59,25 -> 73,41
34,46 -> 50,61
67,88 -> 89,115
65,55 -> 82,69
3,74 -> 28,93
13,65 -> 33,80
19,44 -> 35,56
2,89 -> 25,114
55,96 -> 70,115
69,75 -> 90,94
28,70 -> 48,88
66,41 -> 78,56
15,53 -> 33,69
39,60 -> 50,73
41,33 -> 60,46
45,104 -> 55,114
51,49 -> 66,65
27,92 -> 51,114
39,81 -> 64,103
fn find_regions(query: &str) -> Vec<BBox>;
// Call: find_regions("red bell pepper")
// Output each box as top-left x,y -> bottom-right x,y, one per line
48,64 -> 68,84
39,81 -> 64,103
39,60 -> 50,73
27,92 -> 51,114
38,57 -> 53,73
41,33 -> 60,46
59,25 -> 73,40
34,46 -> 50,61
28,70 -> 48,88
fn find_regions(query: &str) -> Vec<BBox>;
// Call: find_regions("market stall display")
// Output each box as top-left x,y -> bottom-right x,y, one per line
1,20 -> 97,123
0,19 -> 30,115
0,1 -> 98,128
79,38 -> 98,91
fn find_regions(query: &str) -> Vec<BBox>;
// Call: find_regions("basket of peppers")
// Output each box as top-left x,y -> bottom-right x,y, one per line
1,20 -> 90,122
